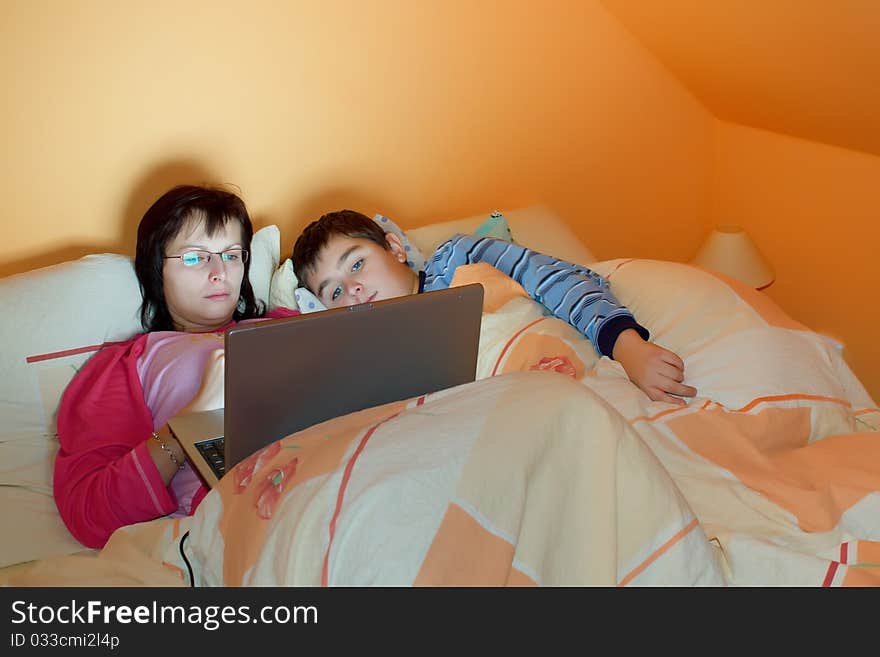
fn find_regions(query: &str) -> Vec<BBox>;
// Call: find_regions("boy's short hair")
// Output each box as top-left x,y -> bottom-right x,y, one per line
292,210 -> 388,288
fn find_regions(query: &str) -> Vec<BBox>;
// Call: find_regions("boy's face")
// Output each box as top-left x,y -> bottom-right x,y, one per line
305,232 -> 418,309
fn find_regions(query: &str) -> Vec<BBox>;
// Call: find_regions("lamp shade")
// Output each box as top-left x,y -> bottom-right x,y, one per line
690,225 -> 775,289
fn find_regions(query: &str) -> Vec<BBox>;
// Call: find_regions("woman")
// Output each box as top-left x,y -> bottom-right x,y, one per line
53,185 -> 297,549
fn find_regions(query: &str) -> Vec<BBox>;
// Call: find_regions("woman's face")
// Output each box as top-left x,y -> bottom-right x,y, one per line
161,216 -> 245,332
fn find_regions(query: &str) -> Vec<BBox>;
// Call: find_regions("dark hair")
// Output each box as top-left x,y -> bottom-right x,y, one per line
291,209 -> 388,290
135,184 -> 264,331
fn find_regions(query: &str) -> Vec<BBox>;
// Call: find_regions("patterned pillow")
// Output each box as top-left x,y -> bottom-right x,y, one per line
294,287 -> 325,313
473,211 -> 515,242
373,213 -> 427,272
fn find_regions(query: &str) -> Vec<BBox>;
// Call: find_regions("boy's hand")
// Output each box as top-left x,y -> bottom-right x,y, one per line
612,329 -> 697,405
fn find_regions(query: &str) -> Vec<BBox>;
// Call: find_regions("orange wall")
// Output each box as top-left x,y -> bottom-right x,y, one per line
599,0 -> 880,159
712,121 -> 880,401
0,0 -> 712,277
7,3 -> 872,399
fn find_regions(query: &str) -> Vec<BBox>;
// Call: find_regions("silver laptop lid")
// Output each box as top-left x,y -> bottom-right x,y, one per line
223,283 -> 484,469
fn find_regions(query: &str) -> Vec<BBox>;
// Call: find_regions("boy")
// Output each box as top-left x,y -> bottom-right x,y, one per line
292,210 -> 697,405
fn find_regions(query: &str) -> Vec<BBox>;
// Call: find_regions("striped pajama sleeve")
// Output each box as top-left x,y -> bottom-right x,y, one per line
423,233 -> 649,357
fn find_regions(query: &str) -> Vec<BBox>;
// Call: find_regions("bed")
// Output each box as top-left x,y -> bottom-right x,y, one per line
1,205 -> 877,586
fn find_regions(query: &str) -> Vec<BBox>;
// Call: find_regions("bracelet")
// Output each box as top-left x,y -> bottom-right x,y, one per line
152,431 -> 184,471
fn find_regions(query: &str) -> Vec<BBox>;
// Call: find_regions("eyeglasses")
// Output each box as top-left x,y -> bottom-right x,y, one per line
164,248 -> 249,268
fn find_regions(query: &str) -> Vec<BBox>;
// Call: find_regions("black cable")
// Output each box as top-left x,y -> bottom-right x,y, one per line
179,531 -> 195,587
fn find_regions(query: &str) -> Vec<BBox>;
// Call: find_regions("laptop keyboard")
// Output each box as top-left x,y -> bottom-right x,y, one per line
196,437 -> 226,479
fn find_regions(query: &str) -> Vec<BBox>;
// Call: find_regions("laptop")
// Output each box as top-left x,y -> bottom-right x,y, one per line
169,283 -> 484,488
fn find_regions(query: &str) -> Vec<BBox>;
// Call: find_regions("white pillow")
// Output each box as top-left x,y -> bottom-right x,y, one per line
0,225 -> 279,568
248,225 -> 280,307
266,258 -> 325,313
406,203 -> 597,266
268,258 -> 298,311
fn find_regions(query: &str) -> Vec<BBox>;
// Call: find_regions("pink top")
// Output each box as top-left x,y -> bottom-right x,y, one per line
54,308 -> 300,549
137,330 -> 227,516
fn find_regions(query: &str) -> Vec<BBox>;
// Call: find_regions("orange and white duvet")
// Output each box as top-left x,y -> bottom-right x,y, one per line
11,259 -> 878,587
8,369 -> 724,587
461,259 -> 880,586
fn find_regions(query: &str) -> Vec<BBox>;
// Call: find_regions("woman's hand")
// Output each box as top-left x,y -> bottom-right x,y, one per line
148,425 -> 188,483
612,329 -> 697,405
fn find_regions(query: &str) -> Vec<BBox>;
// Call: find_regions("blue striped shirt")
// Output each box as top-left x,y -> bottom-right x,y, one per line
422,234 -> 648,358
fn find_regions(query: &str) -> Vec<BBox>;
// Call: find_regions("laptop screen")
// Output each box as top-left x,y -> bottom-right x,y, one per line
222,283 -> 484,470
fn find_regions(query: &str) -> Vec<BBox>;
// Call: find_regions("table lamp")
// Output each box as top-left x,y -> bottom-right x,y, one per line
690,224 -> 775,290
